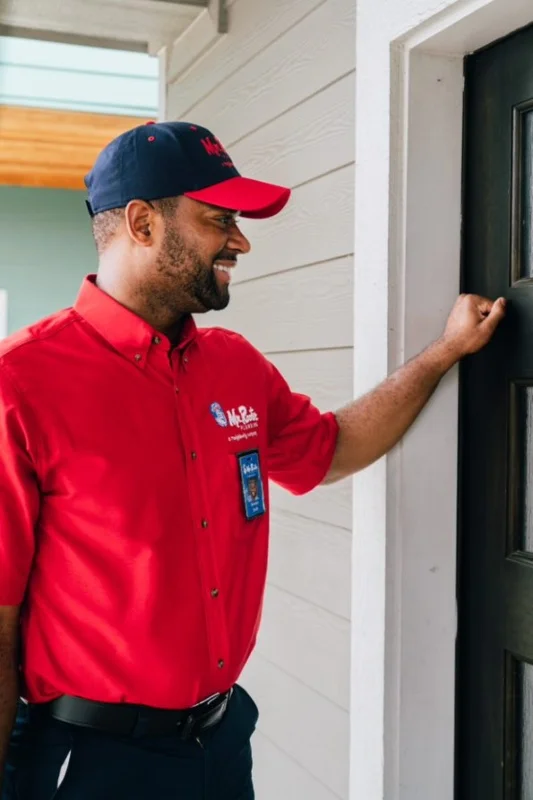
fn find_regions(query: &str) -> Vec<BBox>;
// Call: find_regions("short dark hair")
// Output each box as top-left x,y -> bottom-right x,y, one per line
91,196 -> 181,254
91,208 -> 124,255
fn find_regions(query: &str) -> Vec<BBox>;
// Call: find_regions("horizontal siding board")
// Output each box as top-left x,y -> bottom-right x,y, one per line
268,509 -> 351,619
252,731 -> 342,800
229,72 -> 355,188
255,347 -> 353,529
211,257 -> 353,352
270,480 -> 352,532
265,349 -> 353,531
166,0 -> 327,119
242,656 -> 349,798
233,165 -> 355,281
266,349 -> 352,411
166,9 -> 224,85
257,584 -> 350,709
175,0 -> 356,144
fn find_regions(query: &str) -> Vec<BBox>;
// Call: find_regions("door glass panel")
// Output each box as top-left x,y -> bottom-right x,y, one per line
520,110 -> 533,279
518,386 -> 533,552
518,661 -> 533,798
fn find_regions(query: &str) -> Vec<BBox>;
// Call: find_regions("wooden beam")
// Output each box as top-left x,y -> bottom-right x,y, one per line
0,106 -> 147,191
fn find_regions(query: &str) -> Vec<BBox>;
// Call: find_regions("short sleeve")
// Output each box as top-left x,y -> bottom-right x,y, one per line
0,367 -> 40,605
266,360 -> 339,495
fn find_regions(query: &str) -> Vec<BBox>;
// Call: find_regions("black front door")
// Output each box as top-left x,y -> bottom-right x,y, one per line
459,22 -> 533,800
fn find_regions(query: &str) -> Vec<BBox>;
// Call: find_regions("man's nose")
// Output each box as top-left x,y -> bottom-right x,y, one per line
228,224 -> 251,255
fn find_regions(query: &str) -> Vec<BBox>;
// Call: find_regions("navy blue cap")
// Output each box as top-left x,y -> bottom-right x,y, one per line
85,121 -> 291,219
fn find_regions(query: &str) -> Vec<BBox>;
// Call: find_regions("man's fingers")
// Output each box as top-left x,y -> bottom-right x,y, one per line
481,297 -> 506,334
444,294 -> 506,357
475,297 -> 495,316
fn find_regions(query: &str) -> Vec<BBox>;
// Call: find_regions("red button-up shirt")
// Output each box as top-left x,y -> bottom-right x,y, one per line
0,276 -> 338,708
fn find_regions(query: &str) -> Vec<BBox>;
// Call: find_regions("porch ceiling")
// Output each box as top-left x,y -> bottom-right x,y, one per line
0,0 -> 212,54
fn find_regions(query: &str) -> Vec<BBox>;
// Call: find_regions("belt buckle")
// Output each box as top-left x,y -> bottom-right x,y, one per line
179,690 -> 230,740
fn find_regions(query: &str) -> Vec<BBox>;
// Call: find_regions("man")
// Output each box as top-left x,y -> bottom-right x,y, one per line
0,121 -> 505,799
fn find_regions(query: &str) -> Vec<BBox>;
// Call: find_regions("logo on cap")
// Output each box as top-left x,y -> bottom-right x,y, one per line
200,136 -> 234,168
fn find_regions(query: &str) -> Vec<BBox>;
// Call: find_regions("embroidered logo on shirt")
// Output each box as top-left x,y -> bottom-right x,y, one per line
210,402 -> 228,427
210,403 -> 260,442
227,406 -> 259,429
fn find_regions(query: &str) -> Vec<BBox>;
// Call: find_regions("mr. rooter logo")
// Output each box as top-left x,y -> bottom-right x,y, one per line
209,403 -> 259,430
226,406 -> 259,429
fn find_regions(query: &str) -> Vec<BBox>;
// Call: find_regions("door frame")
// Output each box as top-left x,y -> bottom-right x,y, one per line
353,1 -> 533,798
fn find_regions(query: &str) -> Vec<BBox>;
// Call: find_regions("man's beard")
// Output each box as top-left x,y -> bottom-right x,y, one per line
150,224 -> 231,315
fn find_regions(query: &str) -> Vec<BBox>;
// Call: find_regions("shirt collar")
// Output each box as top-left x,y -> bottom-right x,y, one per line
74,275 -> 197,366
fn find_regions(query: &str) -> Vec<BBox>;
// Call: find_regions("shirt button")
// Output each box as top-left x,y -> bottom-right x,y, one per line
183,355 -> 189,364
175,387 -> 179,394
218,659 -> 225,669
201,520 -> 209,528
152,336 -> 161,345
191,452 -> 197,460
134,354 -> 142,362
211,588 -> 219,598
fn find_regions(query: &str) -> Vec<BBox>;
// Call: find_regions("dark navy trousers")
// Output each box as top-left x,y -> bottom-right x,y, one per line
2,686 -> 257,800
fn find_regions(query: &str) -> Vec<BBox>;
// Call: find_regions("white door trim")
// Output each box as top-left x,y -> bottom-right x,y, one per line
352,1 -> 533,798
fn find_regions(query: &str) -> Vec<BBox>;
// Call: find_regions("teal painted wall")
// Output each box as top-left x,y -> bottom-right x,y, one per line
0,36 -> 159,117
0,187 -> 96,334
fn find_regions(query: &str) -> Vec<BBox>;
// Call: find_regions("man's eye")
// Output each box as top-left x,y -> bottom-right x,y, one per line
218,215 -> 236,228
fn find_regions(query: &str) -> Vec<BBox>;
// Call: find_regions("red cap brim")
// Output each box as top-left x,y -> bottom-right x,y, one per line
184,176 -> 291,219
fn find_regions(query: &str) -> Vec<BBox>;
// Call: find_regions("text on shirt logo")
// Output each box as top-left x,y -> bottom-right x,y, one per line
210,402 -> 259,442
227,406 -> 258,429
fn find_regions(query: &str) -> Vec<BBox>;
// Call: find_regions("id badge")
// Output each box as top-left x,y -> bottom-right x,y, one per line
237,450 -> 266,520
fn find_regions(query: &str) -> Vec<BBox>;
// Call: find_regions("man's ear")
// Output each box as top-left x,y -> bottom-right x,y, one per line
124,200 -> 155,246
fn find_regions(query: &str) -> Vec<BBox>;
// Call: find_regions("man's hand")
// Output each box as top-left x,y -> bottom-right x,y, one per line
323,293 -> 507,483
439,294 -> 506,361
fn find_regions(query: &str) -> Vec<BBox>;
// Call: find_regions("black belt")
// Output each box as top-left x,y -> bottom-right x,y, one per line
38,689 -> 232,739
